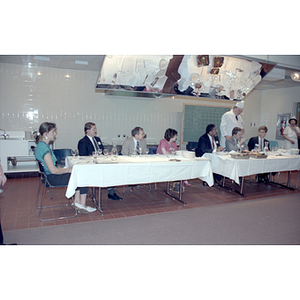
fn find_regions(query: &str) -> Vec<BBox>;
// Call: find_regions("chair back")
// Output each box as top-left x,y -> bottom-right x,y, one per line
37,161 -> 51,187
53,148 -> 72,166
186,142 -> 198,152
269,141 -> 279,149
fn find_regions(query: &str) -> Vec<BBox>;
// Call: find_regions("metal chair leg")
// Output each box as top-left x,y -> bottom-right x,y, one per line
37,182 -> 77,222
296,170 -> 300,190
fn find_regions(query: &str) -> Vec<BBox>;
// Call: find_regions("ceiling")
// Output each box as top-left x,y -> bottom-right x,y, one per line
1,54 -> 300,91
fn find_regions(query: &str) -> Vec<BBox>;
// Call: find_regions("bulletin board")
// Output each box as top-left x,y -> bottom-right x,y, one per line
181,103 -> 233,144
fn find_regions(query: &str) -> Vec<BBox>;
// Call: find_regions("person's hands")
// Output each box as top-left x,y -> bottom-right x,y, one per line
241,138 -> 246,144
217,146 -> 224,152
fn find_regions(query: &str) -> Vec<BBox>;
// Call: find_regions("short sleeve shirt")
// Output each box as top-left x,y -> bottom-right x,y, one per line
156,139 -> 178,154
34,141 -> 57,175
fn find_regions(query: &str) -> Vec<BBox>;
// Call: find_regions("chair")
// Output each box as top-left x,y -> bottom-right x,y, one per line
269,141 -> 279,149
53,148 -> 72,167
186,142 -> 198,152
35,161 -> 77,222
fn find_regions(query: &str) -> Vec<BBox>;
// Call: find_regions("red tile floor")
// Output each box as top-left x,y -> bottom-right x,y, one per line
1,171 -> 300,231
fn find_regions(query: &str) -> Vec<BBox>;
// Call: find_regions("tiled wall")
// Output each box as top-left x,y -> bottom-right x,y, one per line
1,62 -> 299,150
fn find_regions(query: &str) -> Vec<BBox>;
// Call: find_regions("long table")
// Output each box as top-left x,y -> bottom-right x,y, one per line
65,155 -> 213,212
203,152 -> 300,195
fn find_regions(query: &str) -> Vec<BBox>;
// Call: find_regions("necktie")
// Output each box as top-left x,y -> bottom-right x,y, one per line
260,139 -> 263,151
136,141 -> 140,151
93,137 -> 99,151
235,115 -> 238,121
212,137 -> 215,149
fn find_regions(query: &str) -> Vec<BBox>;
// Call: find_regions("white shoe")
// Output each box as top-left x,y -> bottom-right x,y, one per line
74,203 -> 96,214
85,206 -> 97,213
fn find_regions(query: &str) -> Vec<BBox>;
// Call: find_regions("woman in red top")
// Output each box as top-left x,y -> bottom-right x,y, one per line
156,128 -> 191,186
156,128 -> 178,154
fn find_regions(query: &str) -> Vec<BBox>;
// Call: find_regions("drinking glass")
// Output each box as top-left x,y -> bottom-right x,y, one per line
97,149 -> 102,156
103,149 -> 108,158
71,149 -> 78,158
169,148 -> 175,156
138,146 -> 143,155
92,151 -> 97,162
144,148 -> 149,155
132,149 -> 137,157
254,144 -> 259,153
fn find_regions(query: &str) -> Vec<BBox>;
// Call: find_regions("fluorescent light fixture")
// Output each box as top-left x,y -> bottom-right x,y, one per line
74,60 -> 89,65
33,56 -> 50,62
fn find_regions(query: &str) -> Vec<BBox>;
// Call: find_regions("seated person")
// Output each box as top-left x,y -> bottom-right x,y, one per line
196,124 -> 223,157
248,126 -> 271,183
78,122 -> 122,201
35,122 -> 96,214
156,128 -> 178,155
122,127 -> 147,155
156,128 -> 191,187
248,125 -> 270,152
225,127 -> 247,152
195,124 -> 224,185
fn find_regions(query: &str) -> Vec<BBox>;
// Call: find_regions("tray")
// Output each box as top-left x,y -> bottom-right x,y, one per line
230,154 -> 249,159
249,154 -> 268,159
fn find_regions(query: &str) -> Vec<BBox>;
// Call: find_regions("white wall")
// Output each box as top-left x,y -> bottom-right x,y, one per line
260,86 -> 300,148
1,61 -> 299,150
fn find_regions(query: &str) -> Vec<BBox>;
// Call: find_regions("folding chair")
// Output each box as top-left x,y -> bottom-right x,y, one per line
35,161 -> 77,222
53,148 -> 72,167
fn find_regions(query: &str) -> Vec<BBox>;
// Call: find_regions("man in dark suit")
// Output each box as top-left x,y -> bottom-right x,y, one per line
78,122 -> 122,201
196,124 -> 224,185
248,125 -> 270,183
248,125 -> 270,152
196,124 -> 224,157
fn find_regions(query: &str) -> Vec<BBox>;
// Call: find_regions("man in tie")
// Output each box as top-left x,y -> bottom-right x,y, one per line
247,126 -> 270,152
78,122 -> 122,201
195,124 -> 224,185
220,101 -> 245,148
196,124 -> 223,157
248,126 -> 271,182
225,127 -> 247,152
121,127 -> 147,155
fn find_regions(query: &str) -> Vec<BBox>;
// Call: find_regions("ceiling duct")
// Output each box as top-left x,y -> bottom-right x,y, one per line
262,67 -> 285,82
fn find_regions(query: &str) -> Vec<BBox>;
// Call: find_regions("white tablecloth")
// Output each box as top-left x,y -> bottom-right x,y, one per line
65,155 -> 213,198
203,153 -> 300,184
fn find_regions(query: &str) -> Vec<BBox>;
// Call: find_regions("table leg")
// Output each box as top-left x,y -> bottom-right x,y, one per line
234,176 -> 245,197
163,181 -> 186,205
268,171 -> 294,190
91,187 -> 104,214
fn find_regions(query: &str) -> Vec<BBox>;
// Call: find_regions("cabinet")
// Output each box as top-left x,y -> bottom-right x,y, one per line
0,140 -> 38,173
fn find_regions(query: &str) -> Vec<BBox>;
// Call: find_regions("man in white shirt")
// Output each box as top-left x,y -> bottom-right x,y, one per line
220,101 -> 244,147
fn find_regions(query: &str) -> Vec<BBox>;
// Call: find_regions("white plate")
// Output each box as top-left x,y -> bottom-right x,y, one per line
216,152 -> 228,155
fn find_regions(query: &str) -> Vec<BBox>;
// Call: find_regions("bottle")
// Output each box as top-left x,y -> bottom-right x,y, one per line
111,142 -> 118,161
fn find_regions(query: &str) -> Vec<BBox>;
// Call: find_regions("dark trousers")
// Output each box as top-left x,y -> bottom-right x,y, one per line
47,173 -> 88,194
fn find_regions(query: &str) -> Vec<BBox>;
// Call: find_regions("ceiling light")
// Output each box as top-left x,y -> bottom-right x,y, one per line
291,72 -> 300,82
33,56 -> 50,62
74,60 -> 88,65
